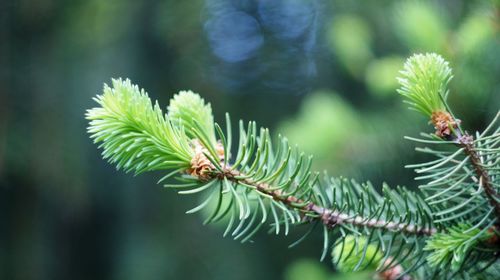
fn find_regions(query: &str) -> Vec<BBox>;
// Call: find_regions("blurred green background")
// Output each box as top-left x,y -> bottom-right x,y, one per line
1,0 -> 499,279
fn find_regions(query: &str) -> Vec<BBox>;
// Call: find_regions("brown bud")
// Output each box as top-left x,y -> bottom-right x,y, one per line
187,139 -> 225,181
486,227 -> 499,245
431,111 -> 458,138
378,258 -> 411,280
188,151 -> 213,181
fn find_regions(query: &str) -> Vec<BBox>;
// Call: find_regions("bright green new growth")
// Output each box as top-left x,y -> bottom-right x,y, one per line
332,235 -> 383,273
397,53 -> 453,116
86,78 -> 194,174
424,224 -> 492,271
167,90 -> 216,144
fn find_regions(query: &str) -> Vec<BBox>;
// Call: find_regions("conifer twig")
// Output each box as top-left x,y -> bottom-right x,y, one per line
456,131 -> 500,226
213,167 -> 438,236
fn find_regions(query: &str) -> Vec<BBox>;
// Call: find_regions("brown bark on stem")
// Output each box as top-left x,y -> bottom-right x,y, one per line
217,169 -> 437,236
457,134 -> 500,226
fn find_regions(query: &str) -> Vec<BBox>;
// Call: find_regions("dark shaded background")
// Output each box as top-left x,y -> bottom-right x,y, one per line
1,0 -> 499,279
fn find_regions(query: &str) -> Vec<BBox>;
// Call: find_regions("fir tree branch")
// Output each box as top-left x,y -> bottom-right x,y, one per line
87,78 -> 439,279
88,66 -> 499,278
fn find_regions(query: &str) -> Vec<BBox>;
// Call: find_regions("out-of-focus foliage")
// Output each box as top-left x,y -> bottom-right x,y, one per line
323,0 -> 499,108
278,92 -> 362,174
284,259 -> 330,280
327,14 -> 373,78
365,56 -> 405,98
331,236 -> 383,273
284,259 -> 373,280
278,90 -> 426,182
393,1 -> 449,52
282,0 -> 499,184
2,0 -> 499,279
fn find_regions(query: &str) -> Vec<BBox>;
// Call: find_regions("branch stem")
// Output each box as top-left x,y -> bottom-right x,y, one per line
457,134 -> 500,226
218,169 -> 437,236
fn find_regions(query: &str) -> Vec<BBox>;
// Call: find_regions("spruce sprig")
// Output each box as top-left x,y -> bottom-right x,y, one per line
87,79 -> 435,278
